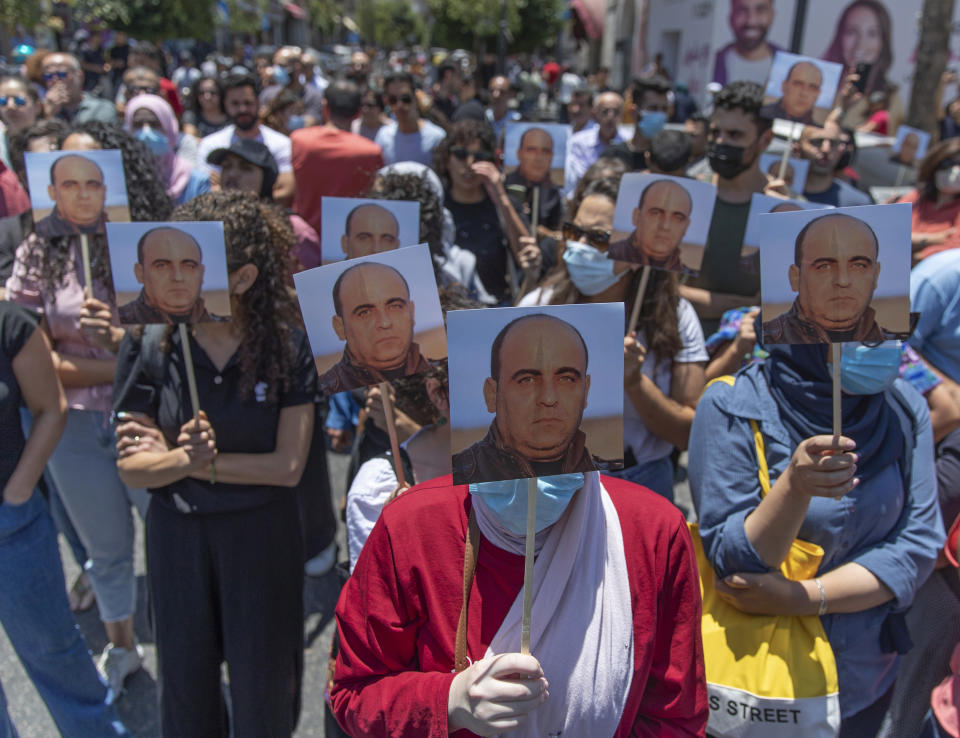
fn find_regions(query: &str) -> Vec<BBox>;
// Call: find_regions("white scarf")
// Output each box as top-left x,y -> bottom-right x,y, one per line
477,472 -> 634,737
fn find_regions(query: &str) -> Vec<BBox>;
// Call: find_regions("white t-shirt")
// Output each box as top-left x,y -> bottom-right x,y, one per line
197,124 -> 293,173
722,48 -> 775,88
518,288 -> 707,465
346,455 -> 398,573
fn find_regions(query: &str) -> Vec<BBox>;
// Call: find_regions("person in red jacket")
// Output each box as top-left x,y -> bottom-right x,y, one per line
331,471 -> 707,737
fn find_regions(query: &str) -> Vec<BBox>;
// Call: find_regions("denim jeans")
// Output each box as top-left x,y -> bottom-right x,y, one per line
0,490 -> 127,736
609,454 -> 675,502
44,409 -> 149,622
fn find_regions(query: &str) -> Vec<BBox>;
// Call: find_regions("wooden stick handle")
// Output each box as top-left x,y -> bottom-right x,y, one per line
178,323 -> 201,421
79,233 -> 94,297
626,266 -> 651,337
521,476 -> 537,656
831,342 -> 842,439
379,381 -> 407,489
777,123 -> 801,181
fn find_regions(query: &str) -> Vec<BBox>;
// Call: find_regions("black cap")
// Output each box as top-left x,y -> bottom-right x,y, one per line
206,138 -> 279,199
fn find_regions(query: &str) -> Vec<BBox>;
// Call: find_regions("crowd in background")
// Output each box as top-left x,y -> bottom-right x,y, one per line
1,18 -> 960,738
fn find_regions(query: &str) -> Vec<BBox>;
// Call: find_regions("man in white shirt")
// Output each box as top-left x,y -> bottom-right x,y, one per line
197,73 -> 295,204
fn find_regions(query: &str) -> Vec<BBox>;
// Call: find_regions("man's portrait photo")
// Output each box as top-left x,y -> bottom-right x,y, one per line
892,126 -> 930,167
713,0 -> 788,88
607,172 -> 716,275
740,193 -> 830,274
503,122 -> 570,188
759,152 -> 810,193
319,196 -> 419,264
761,52 -> 843,126
294,243 -> 447,395
759,204 -> 911,345
106,222 -> 231,325
448,303 -> 624,485
25,150 -> 129,238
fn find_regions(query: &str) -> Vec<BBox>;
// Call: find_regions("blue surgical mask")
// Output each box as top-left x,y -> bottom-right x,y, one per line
638,110 -> 667,139
273,66 -> 291,86
838,340 -> 902,395
287,114 -> 306,130
135,126 -> 170,156
469,473 -> 585,536
562,241 -> 622,296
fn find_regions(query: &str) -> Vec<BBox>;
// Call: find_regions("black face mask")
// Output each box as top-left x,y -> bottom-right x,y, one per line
708,141 -> 753,180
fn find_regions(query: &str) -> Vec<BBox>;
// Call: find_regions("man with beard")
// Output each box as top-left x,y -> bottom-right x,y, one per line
504,127 -> 564,234
798,121 -> 871,207
713,0 -> 781,87
680,81 -> 777,335
198,73 -> 295,204
452,313 -> 603,484
318,262 -> 431,394
759,61 -> 823,125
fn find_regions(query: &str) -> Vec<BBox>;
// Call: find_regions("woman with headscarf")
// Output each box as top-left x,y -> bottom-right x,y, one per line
689,337 -> 944,735
124,93 -> 210,205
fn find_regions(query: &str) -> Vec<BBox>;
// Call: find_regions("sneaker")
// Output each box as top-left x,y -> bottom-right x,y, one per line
98,643 -> 143,703
304,542 -> 337,577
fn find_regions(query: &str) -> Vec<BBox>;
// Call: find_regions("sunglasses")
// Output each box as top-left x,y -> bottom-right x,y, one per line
129,86 -> 160,96
808,137 -> 845,149
42,71 -> 70,83
386,93 -> 414,106
562,221 -> 611,248
450,146 -> 494,163
0,95 -> 27,107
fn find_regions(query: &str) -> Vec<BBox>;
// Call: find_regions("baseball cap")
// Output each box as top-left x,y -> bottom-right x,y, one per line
206,138 -> 278,199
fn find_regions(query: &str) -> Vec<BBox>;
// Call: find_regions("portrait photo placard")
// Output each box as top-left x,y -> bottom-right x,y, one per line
891,125 -> 930,167
760,51 -> 843,126
448,302 -> 624,485
503,122 -> 571,187
759,153 -> 811,193
24,149 -> 129,238
106,222 -> 231,325
294,242 -> 446,395
759,203 -> 911,345
609,172 -> 717,275
320,197 -> 420,264
741,193 -> 831,273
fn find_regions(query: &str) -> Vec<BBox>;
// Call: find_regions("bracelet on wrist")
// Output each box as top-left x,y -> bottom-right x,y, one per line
814,577 -> 827,616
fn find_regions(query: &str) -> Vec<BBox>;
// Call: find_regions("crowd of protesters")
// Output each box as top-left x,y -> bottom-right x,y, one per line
1,18 -> 960,738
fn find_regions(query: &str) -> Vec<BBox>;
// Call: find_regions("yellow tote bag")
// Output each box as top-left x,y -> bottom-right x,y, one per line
691,377 -> 840,737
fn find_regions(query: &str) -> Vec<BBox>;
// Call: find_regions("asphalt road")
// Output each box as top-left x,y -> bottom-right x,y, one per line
1,451 -> 694,737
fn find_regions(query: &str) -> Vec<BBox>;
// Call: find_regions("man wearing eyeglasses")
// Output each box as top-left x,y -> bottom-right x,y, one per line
375,72 -> 446,166
35,154 -> 109,238
762,213 -> 884,344
41,53 -> 116,125
796,121 -> 871,207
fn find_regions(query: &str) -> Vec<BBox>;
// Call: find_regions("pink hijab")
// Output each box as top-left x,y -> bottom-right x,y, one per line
124,94 -> 193,200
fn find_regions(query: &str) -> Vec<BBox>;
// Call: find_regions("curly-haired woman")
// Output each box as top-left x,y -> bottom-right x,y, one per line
434,119 -> 540,303
112,191 -> 316,737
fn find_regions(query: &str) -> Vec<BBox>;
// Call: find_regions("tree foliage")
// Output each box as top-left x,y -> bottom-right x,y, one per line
0,0 -> 45,34
357,0 -> 424,48
426,0 -> 563,52
66,0 -> 214,40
